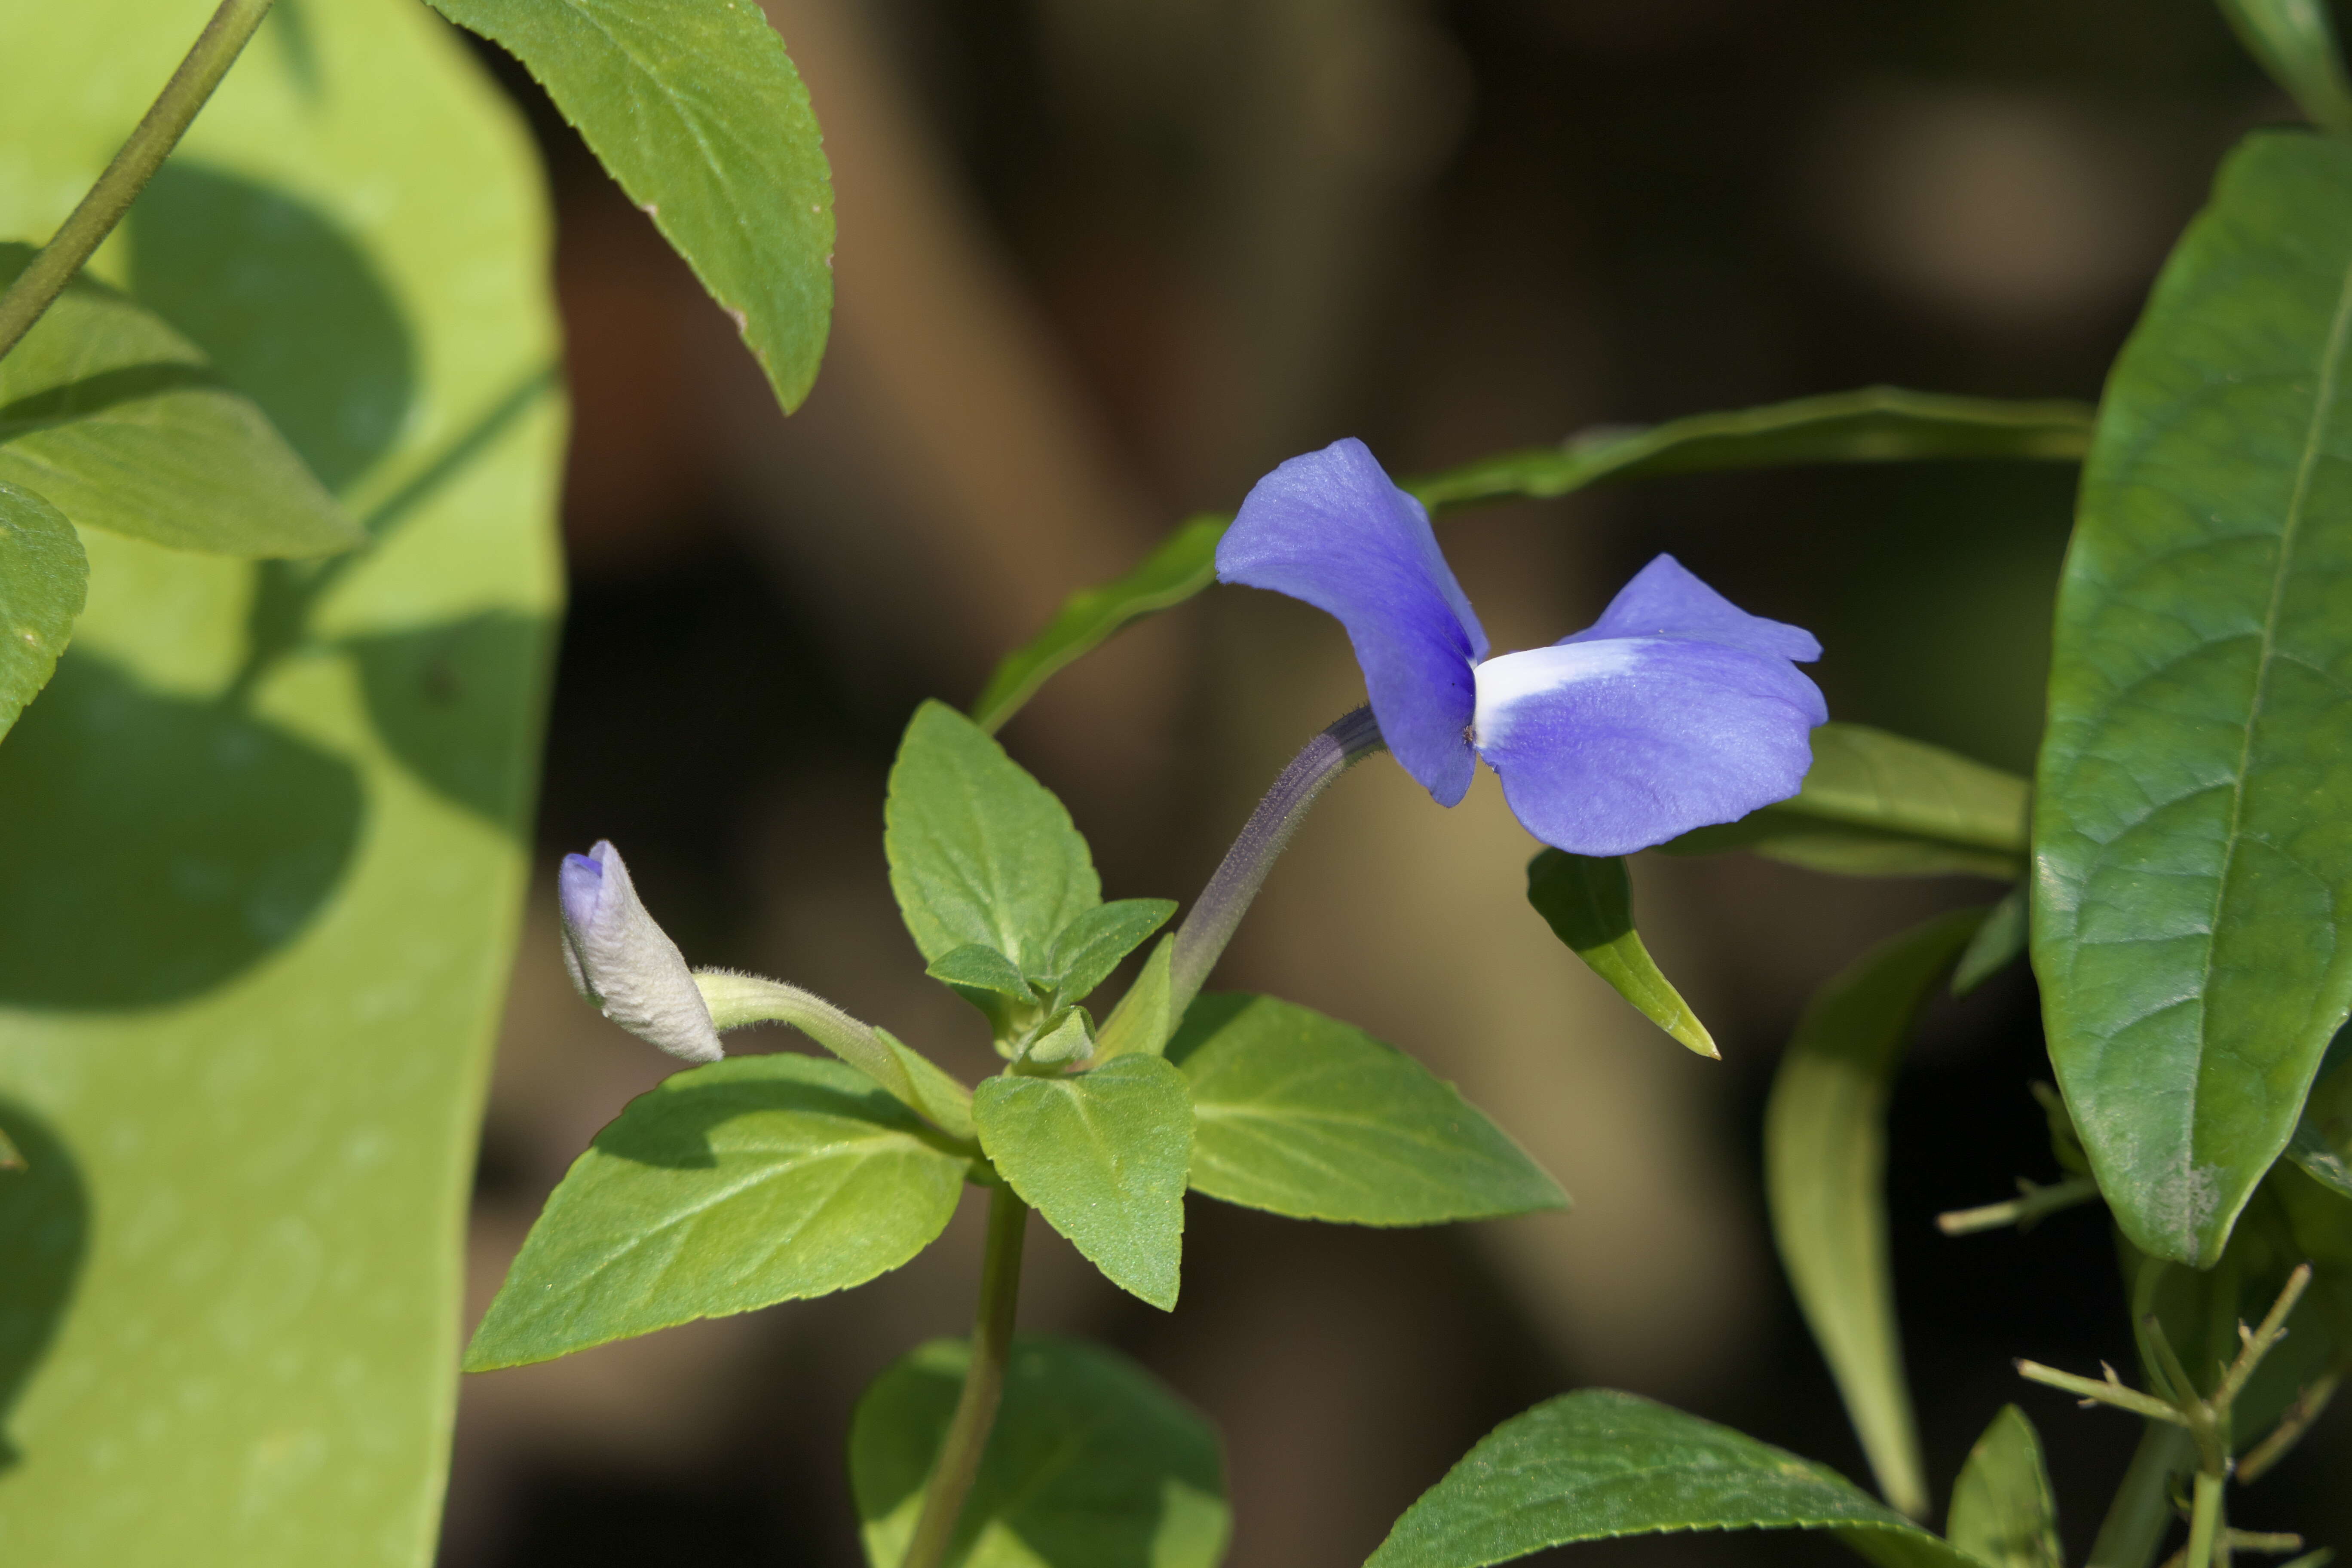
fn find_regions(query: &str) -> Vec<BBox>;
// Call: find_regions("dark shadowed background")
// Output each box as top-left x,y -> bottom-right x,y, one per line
435,3 -> 2349,1565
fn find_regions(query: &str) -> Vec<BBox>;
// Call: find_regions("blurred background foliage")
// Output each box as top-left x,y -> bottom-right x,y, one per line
446,2 -> 2341,1565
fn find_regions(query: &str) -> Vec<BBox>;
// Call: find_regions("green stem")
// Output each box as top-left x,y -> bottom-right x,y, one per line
2187,1470 -> 2226,1568
900,1183 -> 1028,1568
2089,1422 -> 2198,1568
0,0 -> 276,364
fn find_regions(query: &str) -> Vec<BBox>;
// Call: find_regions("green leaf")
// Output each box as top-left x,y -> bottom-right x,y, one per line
1767,910 -> 1984,1521
0,481 -> 84,743
2034,132 -> 2352,1265
1402,386 -> 2092,511
973,1054 -> 1191,1309
1094,933 -> 1176,1060
1041,897 -> 1176,1001
2218,0 -> 2352,135
1365,1389 -> 1983,1568
886,699 -> 1100,973
928,943 -> 1037,1003
972,389 -> 2092,733
1947,1406 -> 2061,1568
2287,1036 -> 2352,1199
0,245 -> 361,556
0,0 -> 563,1559
851,1335 -> 1229,1568
1663,723 -> 2029,879
467,1054 -> 968,1370
1524,850 -> 1714,1057
1952,886 -> 2029,998
424,0 -> 833,412
1167,993 -> 1565,1226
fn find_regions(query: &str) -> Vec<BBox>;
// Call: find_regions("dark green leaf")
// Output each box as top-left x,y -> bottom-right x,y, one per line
1167,993 -> 1566,1225
927,943 -> 1036,1002
1952,886 -> 2029,997
1663,723 -> 2028,879
2034,132 -> 2352,1265
0,0 -> 563,1553
0,245 -> 360,556
1365,1389 -> 1982,1568
1947,1406 -> 2061,1568
1042,898 -> 1176,1002
1524,850 -> 1714,1057
972,390 -> 2091,734
0,480 -> 84,742
885,700 -> 1100,973
973,1054 -> 1191,1309
424,0 -> 833,412
467,1054 -> 968,1370
1768,910 -> 1984,1520
851,1335 -> 1229,1568
2218,0 -> 2352,134
2287,1038 -> 2352,1199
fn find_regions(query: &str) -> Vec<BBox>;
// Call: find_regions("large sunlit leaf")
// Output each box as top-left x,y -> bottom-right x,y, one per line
973,1055 -> 1191,1309
851,1335 -> 1230,1568
466,1054 -> 969,1370
971,389 -> 2091,732
886,699 -> 1101,975
1946,1406 -> 2060,1568
2217,0 -> 2352,135
424,0 -> 833,412
1524,850 -> 1714,1056
0,245 -> 360,556
0,480 -> 84,743
1664,723 -> 2029,880
1167,993 -> 1565,1226
2035,132 -> 2352,1265
1768,910 -> 1984,1522
0,0 -> 563,1559
1365,1390 -> 1982,1568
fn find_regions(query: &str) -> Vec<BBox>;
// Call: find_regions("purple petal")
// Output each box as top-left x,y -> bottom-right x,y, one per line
1216,438 -> 1487,805
558,846 -> 609,937
1559,554 -> 1821,663
1472,637 -> 1827,856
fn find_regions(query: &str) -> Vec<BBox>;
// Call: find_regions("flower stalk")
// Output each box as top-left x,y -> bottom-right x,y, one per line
900,1182 -> 1029,1568
0,0 -> 277,364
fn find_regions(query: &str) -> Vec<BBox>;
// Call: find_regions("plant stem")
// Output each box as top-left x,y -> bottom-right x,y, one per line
1937,1175 -> 2101,1235
0,0 -> 276,364
1165,705 -> 1386,1017
2090,1423 -> 2199,1568
900,1183 -> 1028,1568
2236,1371 -> 2339,1485
2187,1470 -> 2226,1568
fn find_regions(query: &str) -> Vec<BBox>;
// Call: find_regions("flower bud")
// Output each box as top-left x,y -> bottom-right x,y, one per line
558,840 -> 723,1064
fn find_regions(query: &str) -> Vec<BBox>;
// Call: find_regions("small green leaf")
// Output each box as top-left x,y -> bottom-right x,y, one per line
1024,1008 -> 1095,1067
2287,1051 -> 2352,1200
1524,850 -> 1714,1057
2218,0 -> 2352,134
973,1054 -> 1191,1309
1952,886 -> 2029,997
0,480 -> 84,743
1042,897 -> 1176,1001
851,1334 -> 1229,1568
1365,1389 -> 1983,1568
2035,133 -> 2352,1265
1947,1406 -> 2061,1568
1768,909 -> 1985,1521
926,943 -> 1036,1002
0,245 -> 361,556
467,1054 -> 968,1369
972,390 -> 2091,733
1168,993 -> 1565,1226
885,700 -> 1101,973
1095,934 -> 1176,1060
424,0 -> 833,412
1663,723 -> 2029,879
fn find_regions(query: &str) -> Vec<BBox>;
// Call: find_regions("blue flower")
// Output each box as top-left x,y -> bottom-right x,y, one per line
559,839 -> 724,1063
1215,437 -> 1827,857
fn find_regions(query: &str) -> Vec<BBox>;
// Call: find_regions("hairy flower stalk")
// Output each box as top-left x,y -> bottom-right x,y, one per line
1166,705 -> 1385,1018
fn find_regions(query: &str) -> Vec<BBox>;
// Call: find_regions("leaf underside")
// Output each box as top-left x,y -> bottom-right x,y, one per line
2034,132 -> 2352,1265
0,481 -> 86,743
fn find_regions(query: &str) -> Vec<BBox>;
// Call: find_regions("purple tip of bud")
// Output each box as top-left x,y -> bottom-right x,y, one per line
558,848 -> 608,935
